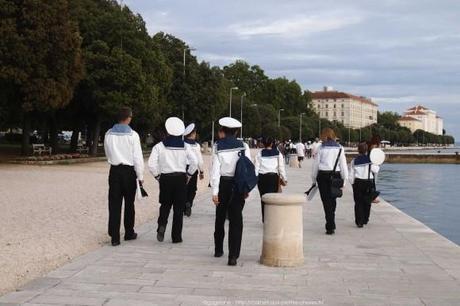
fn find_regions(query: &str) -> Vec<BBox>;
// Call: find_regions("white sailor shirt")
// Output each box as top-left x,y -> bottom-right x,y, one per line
296,143 -> 305,157
349,155 -> 380,184
255,148 -> 287,182
211,137 -> 251,196
185,139 -> 204,173
104,124 -> 144,180
311,140 -> 348,182
148,136 -> 198,178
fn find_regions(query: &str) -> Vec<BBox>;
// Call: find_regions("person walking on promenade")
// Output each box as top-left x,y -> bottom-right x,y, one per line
296,140 -> 306,168
183,123 -> 204,217
311,137 -> 321,158
211,117 -> 252,266
104,107 -> 144,246
349,142 -> 381,227
311,128 -> 348,235
305,141 -> 312,159
148,117 -> 198,243
255,136 -> 287,223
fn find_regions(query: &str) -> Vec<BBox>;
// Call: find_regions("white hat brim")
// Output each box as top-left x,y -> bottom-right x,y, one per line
218,117 -> 242,128
165,117 -> 185,136
183,123 -> 195,136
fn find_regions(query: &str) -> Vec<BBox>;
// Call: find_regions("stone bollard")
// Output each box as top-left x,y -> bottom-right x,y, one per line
260,193 -> 304,267
289,154 -> 299,168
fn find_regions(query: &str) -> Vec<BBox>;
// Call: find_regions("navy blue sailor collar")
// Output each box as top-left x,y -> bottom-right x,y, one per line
322,140 -> 340,147
216,136 -> 244,152
354,154 -> 371,165
184,138 -> 197,145
162,136 -> 184,148
261,147 -> 279,157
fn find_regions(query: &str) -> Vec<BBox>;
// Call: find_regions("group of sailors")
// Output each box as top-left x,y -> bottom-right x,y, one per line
104,106 -> 381,266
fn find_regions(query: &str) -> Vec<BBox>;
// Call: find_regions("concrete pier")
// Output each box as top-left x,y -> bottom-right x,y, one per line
1,158 -> 460,305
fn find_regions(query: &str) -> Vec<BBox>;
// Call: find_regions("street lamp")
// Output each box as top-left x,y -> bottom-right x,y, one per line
240,92 -> 246,139
229,87 -> 238,116
182,47 -> 196,121
299,113 -> 305,142
278,109 -> 284,127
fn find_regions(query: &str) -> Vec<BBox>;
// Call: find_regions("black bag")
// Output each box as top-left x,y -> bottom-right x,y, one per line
234,150 -> 258,194
330,148 -> 344,199
364,164 -> 380,202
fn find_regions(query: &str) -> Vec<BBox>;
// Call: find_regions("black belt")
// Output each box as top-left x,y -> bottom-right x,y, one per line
162,172 -> 186,177
259,172 -> 278,176
318,170 -> 340,175
220,176 -> 234,181
111,164 -> 134,168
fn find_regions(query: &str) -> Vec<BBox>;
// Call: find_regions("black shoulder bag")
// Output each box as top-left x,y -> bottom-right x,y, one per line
330,148 -> 344,199
364,164 -> 380,202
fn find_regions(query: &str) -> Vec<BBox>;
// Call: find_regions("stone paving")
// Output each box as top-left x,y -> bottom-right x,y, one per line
1,159 -> 460,305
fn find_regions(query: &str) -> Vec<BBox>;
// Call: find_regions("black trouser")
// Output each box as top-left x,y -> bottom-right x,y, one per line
214,178 -> 245,259
108,165 -> 137,241
353,179 -> 373,225
317,171 -> 340,231
186,170 -> 198,207
158,173 -> 187,241
257,173 -> 279,222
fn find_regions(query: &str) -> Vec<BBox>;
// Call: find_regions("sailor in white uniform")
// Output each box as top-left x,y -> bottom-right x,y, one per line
104,107 -> 144,246
211,117 -> 251,266
311,128 -> 348,235
148,117 -> 198,243
295,141 -> 306,167
183,123 -> 204,217
255,137 -> 287,222
349,142 -> 380,227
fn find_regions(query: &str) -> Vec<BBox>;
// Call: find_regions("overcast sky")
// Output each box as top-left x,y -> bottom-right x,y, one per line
125,0 -> 460,139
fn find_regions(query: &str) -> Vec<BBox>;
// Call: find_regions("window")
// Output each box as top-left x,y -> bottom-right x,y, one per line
341,112 -> 344,116
341,104 -> 344,108
334,112 -> 336,117
334,104 -> 336,108
325,112 -> 328,116
325,104 -> 328,108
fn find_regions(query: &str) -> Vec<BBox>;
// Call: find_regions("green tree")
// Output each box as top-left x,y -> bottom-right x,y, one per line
0,0 -> 83,154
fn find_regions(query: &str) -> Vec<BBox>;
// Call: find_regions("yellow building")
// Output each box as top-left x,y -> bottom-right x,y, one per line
311,87 -> 378,129
398,116 -> 423,133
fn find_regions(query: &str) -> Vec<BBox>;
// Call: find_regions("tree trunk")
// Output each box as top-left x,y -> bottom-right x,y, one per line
49,115 -> 58,154
70,124 -> 80,152
89,119 -> 101,156
21,113 -> 31,156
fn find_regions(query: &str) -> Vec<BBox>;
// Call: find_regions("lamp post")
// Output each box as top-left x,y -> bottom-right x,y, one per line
182,47 -> 196,121
240,92 -> 246,139
278,109 -> 284,127
299,113 -> 305,142
229,87 -> 238,116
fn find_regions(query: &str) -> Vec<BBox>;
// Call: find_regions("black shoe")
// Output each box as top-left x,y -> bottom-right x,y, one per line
228,257 -> 237,266
172,238 -> 183,244
157,226 -> 165,242
326,230 -> 335,235
124,232 -> 137,241
184,202 -> 192,217
357,224 -> 363,228
214,251 -> 224,258
111,239 -> 120,246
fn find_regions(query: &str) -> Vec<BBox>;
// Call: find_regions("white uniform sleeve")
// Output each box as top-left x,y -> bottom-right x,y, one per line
104,132 -> 110,161
339,147 -> 349,183
211,151 -> 221,196
186,145 -> 198,175
311,148 -> 320,183
197,145 -> 204,173
132,132 -> 144,181
148,144 -> 161,178
278,152 -> 287,182
349,159 -> 355,185
254,151 -> 261,176
244,143 -> 251,160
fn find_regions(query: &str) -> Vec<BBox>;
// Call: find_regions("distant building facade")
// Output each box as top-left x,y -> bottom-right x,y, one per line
398,105 -> 443,135
311,87 -> 378,129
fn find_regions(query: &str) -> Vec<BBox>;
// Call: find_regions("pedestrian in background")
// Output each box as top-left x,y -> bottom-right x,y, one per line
104,107 -> 144,246
255,136 -> 287,222
311,128 -> 348,235
183,123 -> 204,217
349,142 -> 380,227
296,141 -> 305,168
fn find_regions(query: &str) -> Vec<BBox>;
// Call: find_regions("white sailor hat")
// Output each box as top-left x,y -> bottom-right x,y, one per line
165,117 -> 185,136
218,117 -> 242,128
183,123 -> 196,136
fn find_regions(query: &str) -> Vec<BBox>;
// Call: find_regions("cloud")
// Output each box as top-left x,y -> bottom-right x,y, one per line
229,13 -> 363,38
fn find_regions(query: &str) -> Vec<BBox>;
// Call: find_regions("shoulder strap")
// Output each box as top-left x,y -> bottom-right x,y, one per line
332,148 -> 342,172
368,164 -> 371,180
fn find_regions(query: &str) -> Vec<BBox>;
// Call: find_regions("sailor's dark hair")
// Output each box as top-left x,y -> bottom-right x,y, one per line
358,142 -> 368,155
222,127 -> 238,136
118,106 -> 132,122
262,136 -> 274,148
